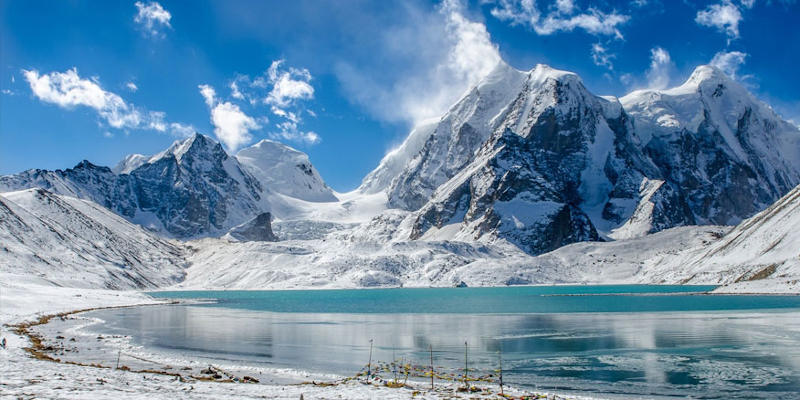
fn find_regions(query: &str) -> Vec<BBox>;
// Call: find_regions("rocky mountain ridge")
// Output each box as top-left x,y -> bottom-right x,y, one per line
0,134 -> 336,238
363,61 -> 800,254
2,61 -> 799,258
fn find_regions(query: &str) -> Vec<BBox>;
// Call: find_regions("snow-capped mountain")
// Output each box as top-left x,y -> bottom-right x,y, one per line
236,139 -> 337,203
643,182 -> 800,293
0,133 -> 265,238
360,62 -> 800,254
3,60 -> 799,292
0,134 -> 340,238
0,188 -> 186,289
621,65 -> 800,226
360,61 -> 528,209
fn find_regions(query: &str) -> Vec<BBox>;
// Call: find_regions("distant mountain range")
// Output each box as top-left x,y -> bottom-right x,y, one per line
0,135 -> 334,238
2,60 -> 799,292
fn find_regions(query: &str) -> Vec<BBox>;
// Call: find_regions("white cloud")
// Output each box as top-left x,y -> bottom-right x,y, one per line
198,84 -> 261,151
126,82 -> 138,92
620,73 -> 634,86
695,1 -> 742,40
264,60 -> 314,110
555,0 -> 575,14
134,1 -> 172,38
269,121 -> 321,145
24,68 -> 193,136
230,80 -> 244,99
24,68 -> 142,129
199,84 -> 216,107
442,0 -> 502,88
334,0 -> 501,124
739,0 -> 755,9
490,0 -> 630,39
710,50 -> 748,79
224,61 -> 320,146
646,47 -> 673,89
591,42 -> 615,70
168,122 -> 196,137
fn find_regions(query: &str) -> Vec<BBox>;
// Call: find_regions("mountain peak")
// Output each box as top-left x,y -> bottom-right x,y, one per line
666,64 -> 740,97
687,64 -> 729,84
530,63 -> 579,81
160,133 -> 225,163
248,139 -> 299,154
113,154 -> 148,174
237,139 -> 337,202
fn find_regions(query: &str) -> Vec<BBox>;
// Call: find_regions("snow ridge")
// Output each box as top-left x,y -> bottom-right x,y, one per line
0,188 -> 186,289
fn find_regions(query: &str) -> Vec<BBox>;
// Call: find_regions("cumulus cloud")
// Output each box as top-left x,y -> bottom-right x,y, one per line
223,60 -> 319,146
24,68 -> 141,128
24,68 -> 193,136
134,1 -> 172,38
334,0 -> 501,125
646,47 -> 673,89
695,0 -> 742,40
710,50 -> 748,79
263,60 -> 314,110
198,84 -> 261,151
490,0 -> 630,39
126,82 -> 138,92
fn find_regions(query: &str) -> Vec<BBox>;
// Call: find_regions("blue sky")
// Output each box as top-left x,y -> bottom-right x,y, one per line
1,0 -> 798,191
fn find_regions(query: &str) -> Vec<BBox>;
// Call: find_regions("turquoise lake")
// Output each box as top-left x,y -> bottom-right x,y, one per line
87,285 -> 800,399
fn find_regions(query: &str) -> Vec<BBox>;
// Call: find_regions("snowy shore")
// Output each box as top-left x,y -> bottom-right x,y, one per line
1,282 -> 601,400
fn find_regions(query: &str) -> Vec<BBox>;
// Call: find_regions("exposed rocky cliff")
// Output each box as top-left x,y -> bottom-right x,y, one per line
362,62 -> 800,254
227,212 -> 278,242
0,134 -> 265,238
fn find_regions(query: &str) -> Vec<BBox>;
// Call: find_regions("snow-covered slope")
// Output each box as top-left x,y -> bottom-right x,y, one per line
644,183 -> 800,293
621,65 -> 800,226
180,221 -> 730,290
396,64 -> 679,254
237,140 -> 337,202
361,61 -> 528,209
0,188 -> 185,289
112,153 -> 148,174
356,63 -> 800,255
0,134 -> 344,238
3,62 -> 799,294
0,134 -> 266,238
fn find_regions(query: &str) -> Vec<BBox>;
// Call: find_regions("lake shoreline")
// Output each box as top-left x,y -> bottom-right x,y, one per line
0,283 -> 601,400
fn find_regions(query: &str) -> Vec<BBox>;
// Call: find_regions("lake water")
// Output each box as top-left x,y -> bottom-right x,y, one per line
87,286 -> 800,399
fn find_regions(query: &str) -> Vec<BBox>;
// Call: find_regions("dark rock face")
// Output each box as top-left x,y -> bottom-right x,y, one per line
388,123 -> 488,211
228,212 -> 278,242
386,65 -> 800,255
642,109 -> 793,226
408,74 -> 663,255
0,134 -> 264,238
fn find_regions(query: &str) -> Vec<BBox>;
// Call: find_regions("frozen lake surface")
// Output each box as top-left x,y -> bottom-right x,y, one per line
86,286 -> 800,399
